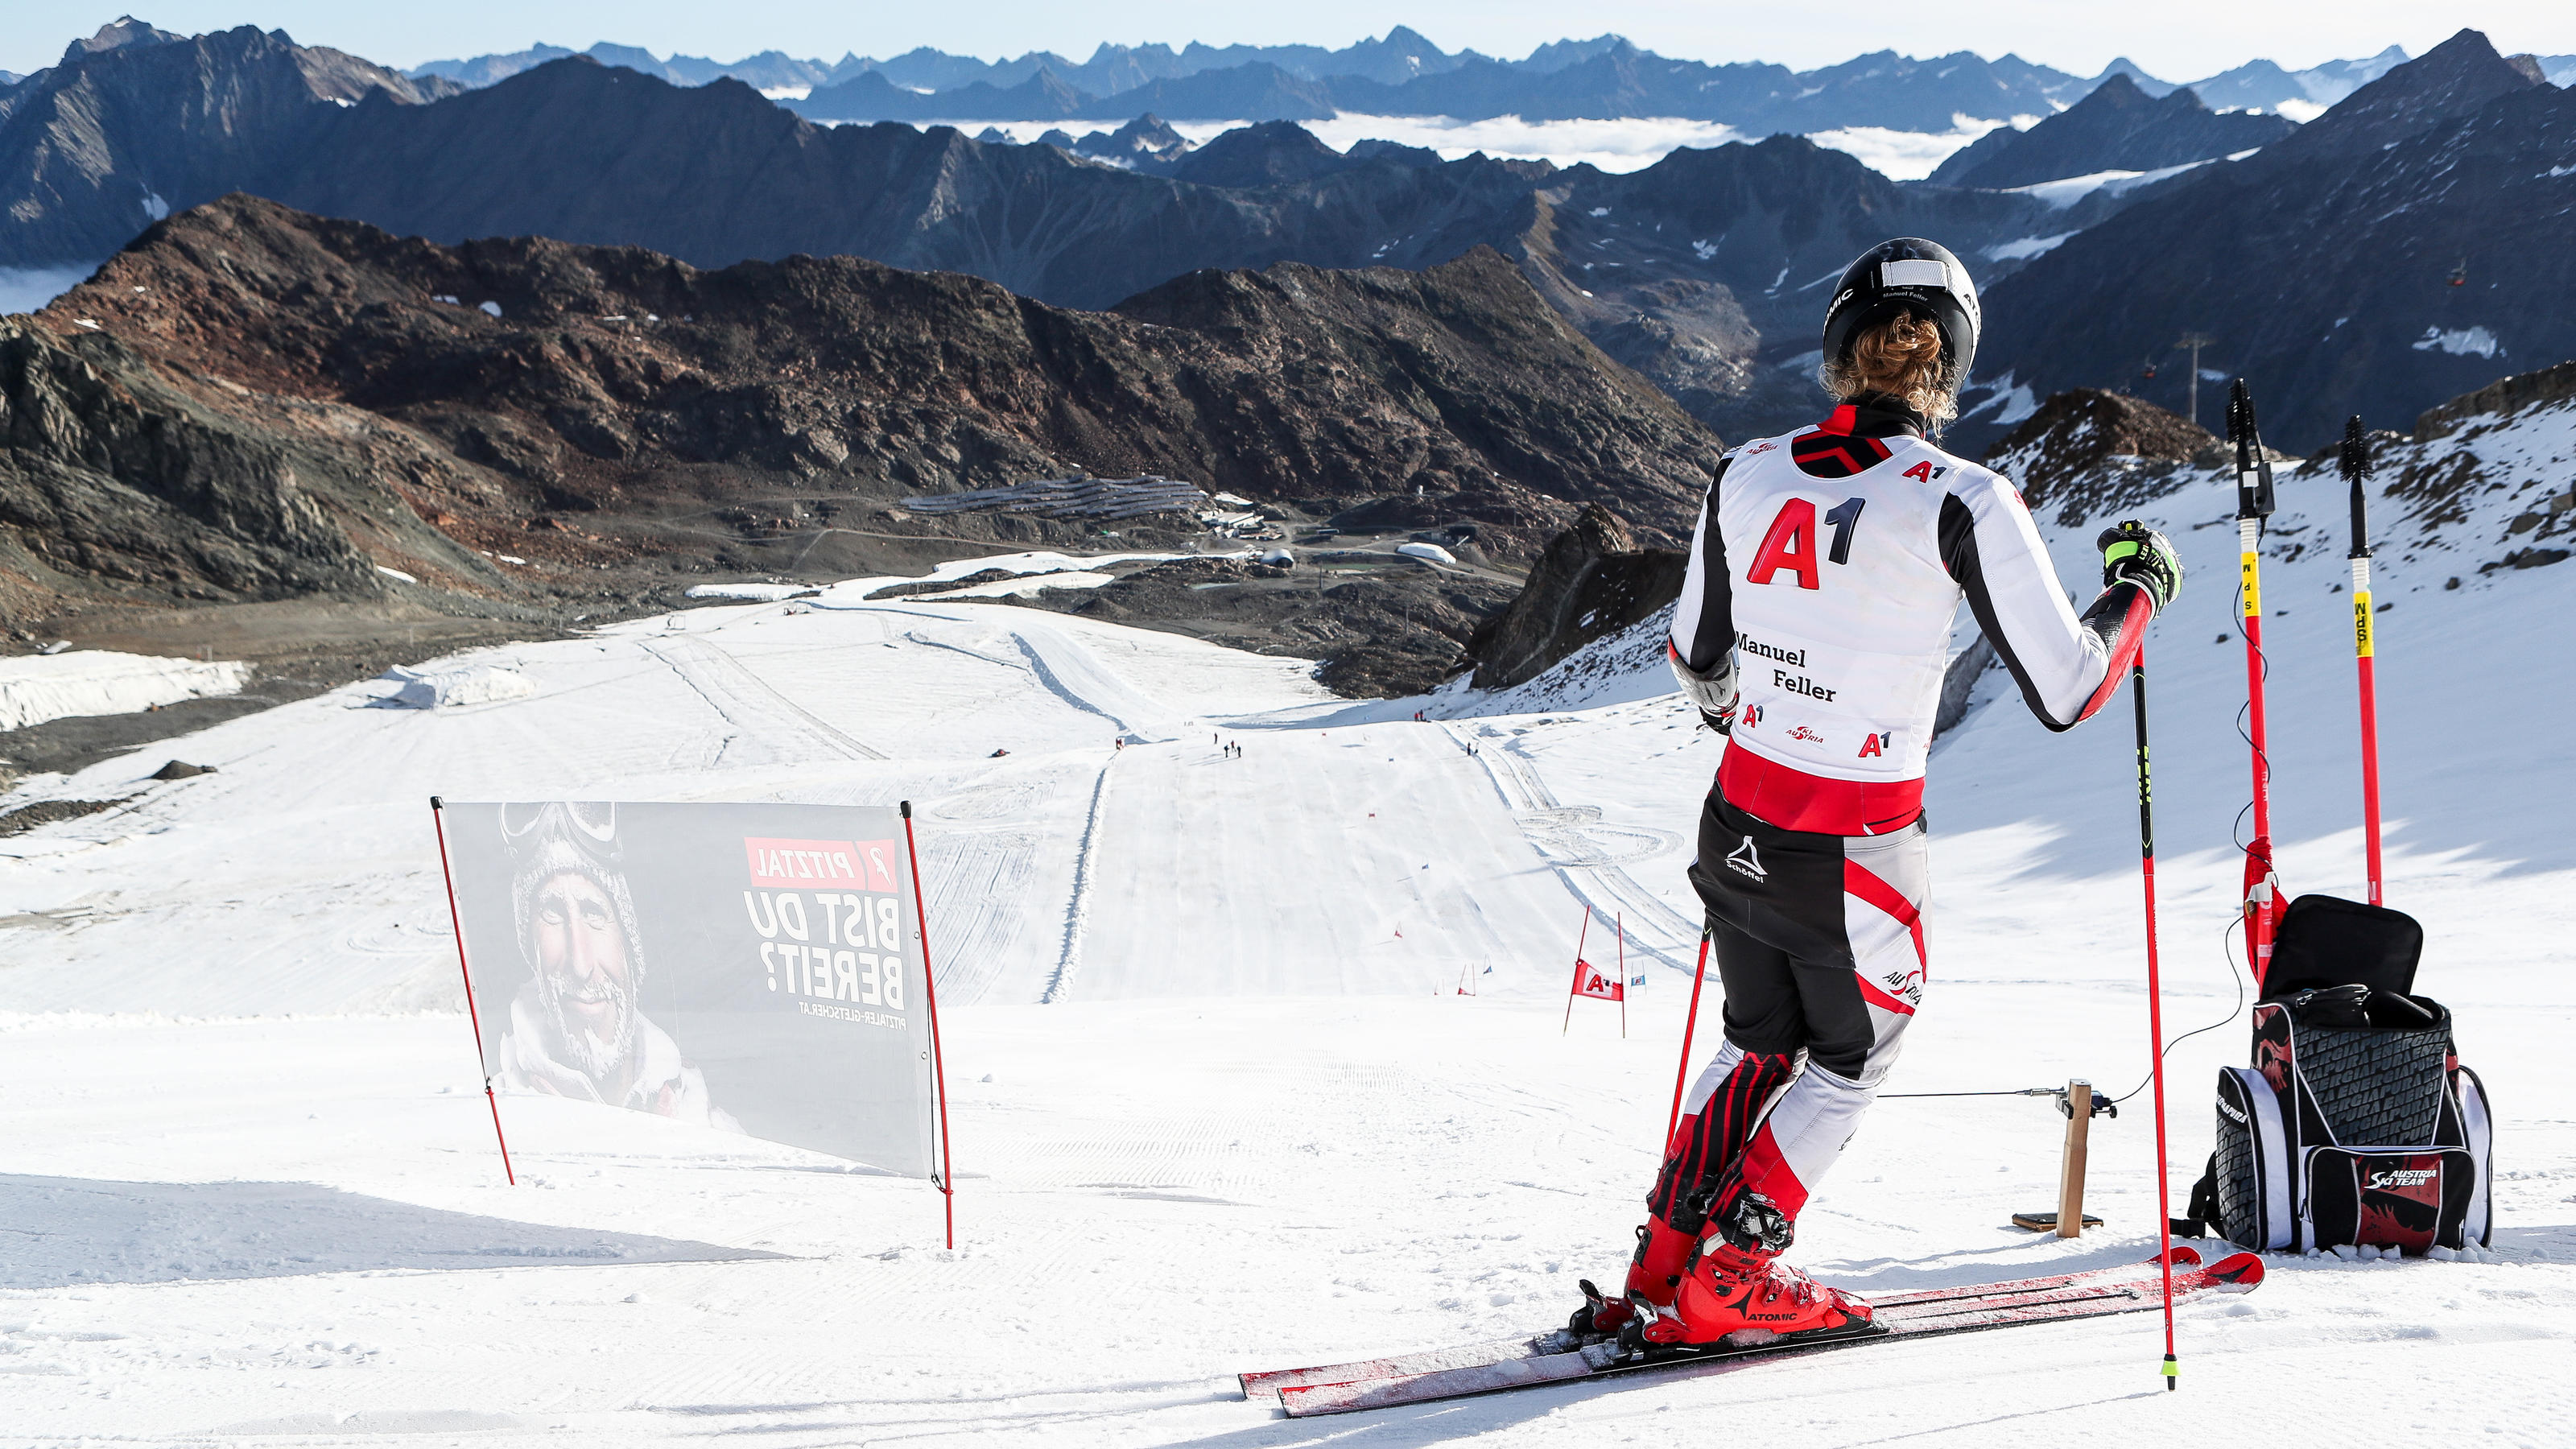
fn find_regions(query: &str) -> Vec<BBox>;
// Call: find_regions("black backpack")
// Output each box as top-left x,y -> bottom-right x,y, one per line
2181,894 -> 2494,1255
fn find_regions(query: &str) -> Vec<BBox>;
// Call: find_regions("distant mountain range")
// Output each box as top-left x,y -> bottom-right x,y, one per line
786,39 -> 2442,130
408,26 -> 1480,97
0,29 -> 2067,440
2119,46 -> 2409,116
4,19 -> 2570,460
394,27 -> 2516,129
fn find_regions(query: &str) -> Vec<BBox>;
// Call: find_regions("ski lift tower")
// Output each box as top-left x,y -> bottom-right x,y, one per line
2174,332 -> 2217,426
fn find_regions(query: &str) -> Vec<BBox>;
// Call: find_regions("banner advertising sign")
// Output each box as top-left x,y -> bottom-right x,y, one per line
436,800 -> 941,1179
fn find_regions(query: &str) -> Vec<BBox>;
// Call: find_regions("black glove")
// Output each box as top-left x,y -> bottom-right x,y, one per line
2097,520 -> 2182,613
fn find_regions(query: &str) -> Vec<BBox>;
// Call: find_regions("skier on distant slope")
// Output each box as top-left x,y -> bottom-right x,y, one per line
1591,238 -> 2183,1348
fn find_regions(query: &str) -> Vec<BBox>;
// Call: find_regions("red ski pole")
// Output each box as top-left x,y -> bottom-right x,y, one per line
1666,930 -> 1712,1147
2340,417 -> 2386,905
2228,381 -> 2283,989
2128,649 -> 2179,1389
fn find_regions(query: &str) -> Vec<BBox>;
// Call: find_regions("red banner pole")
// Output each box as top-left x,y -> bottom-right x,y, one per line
1616,913 -> 1627,1039
430,797 -> 514,1186
1666,930 -> 1711,1148
1563,906 -> 1590,1034
901,802 -> 956,1250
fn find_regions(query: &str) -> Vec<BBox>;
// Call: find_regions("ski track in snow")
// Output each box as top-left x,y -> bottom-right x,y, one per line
0,438 -> 2572,1449
642,633 -> 887,762
1445,720 -> 1699,968
1040,754 -> 1114,1005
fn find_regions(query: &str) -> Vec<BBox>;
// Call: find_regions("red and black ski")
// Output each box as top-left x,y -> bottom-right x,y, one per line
1242,1247 -> 2262,1418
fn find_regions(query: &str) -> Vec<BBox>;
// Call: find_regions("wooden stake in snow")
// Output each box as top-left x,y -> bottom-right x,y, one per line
2057,1079 -> 2093,1239
2011,1080 -> 2104,1235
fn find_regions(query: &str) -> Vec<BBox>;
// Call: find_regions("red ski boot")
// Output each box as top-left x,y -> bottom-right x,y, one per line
1637,1187 -> 1874,1348
1626,1212 -> 1699,1307
1644,1243 -> 1874,1345
1567,1215 -> 1697,1337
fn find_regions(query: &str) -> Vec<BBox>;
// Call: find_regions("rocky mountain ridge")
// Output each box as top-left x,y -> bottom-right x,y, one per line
0,22 -> 453,267
1978,29 -> 2576,451
1928,74 -> 2297,189
1461,503 -> 1684,691
3,196 -> 1719,695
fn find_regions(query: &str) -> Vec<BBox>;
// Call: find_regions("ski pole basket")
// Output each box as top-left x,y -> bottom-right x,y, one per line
2187,894 -> 2494,1255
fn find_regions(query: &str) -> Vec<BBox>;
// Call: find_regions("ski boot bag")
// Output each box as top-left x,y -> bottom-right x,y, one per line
2185,894 -> 2494,1255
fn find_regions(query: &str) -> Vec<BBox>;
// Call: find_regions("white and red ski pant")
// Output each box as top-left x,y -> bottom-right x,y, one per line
1652,789 -> 1928,1228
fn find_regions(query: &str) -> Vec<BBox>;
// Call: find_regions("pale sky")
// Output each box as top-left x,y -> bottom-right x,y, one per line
3,2 -> 2571,84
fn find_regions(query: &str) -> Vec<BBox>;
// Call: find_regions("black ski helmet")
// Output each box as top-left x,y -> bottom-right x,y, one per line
1819,237 -> 1981,382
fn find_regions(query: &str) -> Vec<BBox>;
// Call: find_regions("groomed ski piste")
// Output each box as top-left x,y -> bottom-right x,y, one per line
2,402 -> 2572,1445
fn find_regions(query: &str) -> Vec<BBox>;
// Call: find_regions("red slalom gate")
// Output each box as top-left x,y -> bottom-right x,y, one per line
1563,907 -> 1626,1036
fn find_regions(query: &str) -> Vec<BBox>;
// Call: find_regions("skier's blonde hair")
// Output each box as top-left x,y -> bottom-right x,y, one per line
1821,313 -> 1959,425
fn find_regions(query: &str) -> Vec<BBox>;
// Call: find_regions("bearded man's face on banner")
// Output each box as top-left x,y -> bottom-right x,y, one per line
530,866 -> 639,1080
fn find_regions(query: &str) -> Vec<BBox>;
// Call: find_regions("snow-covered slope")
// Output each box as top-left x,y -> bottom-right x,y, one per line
0,362 -> 2570,1449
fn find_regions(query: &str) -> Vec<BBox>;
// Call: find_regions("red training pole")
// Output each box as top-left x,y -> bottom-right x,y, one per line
2239,594 -> 2278,980
1665,930 -> 1712,1148
2355,641 -> 2384,905
1616,913 -> 1627,1039
2230,382 -> 2281,988
901,802 -> 957,1250
430,798 -> 514,1186
2128,654 -> 2179,1389
1563,906 -> 1591,1034
2340,417 -> 2386,906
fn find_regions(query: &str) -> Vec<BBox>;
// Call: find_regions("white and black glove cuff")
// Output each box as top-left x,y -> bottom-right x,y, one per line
1667,643 -> 1739,732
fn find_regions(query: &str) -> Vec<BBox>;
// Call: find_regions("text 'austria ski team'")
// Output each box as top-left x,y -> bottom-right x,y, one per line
1629,238 -> 2185,1346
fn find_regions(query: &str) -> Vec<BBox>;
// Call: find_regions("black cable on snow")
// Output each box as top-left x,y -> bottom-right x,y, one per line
2104,913 -> 2250,1106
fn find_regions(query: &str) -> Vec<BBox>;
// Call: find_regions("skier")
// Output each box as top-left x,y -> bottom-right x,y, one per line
1598,238 -> 2182,1348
